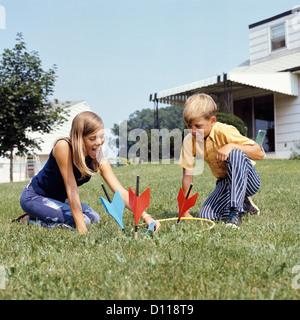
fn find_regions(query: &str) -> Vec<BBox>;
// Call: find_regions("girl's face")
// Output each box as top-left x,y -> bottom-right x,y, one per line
83,129 -> 105,159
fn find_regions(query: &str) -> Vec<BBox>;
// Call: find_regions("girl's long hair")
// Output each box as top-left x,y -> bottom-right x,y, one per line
69,111 -> 104,179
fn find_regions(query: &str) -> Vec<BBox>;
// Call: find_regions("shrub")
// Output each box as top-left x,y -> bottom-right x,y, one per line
216,112 -> 247,136
289,142 -> 300,160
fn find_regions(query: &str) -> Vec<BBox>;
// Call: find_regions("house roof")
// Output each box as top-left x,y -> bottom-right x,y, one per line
249,9 -> 294,29
27,100 -> 92,155
231,51 -> 300,73
149,52 -> 300,105
228,71 -> 298,96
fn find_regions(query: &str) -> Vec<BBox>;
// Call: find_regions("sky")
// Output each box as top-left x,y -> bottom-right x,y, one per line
0,0 -> 299,131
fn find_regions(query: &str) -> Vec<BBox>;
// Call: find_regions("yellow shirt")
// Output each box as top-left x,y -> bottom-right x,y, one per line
179,122 -> 256,179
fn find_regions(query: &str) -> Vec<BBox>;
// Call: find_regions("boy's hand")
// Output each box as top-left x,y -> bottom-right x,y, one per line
216,144 -> 234,161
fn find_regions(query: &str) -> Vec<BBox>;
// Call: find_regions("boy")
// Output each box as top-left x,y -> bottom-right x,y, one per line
179,93 -> 264,228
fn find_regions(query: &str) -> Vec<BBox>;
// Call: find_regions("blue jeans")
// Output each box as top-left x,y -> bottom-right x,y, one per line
20,183 -> 101,229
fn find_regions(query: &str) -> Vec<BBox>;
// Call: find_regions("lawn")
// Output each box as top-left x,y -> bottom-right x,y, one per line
0,159 -> 299,300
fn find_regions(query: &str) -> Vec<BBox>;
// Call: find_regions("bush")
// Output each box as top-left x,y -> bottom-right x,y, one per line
289,151 -> 300,160
216,112 -> 247,136
289,142 -> 300,160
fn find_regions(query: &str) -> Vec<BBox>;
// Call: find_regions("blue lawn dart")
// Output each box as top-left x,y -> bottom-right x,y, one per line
145,221 -> 156,235
100,183 -> 125,232
100,182 -> 155,237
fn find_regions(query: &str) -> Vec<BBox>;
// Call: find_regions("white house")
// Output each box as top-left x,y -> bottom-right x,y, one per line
149,7 -> 300,158
0,100 -> 92,183
28,101 -> 93,167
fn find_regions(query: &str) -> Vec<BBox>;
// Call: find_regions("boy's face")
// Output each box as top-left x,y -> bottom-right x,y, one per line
187,116 -> 216,140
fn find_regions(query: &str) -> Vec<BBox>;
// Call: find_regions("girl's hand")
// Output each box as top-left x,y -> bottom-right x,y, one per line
77,221 -> 89,234
54,139 -> 89,235
144,214 -> 161,232
100,161 -> 162,232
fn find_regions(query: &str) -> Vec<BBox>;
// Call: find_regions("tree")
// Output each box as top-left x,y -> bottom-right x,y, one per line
111,105 -> 186,161
112,105 -> 246,162
0,33 -> 68,181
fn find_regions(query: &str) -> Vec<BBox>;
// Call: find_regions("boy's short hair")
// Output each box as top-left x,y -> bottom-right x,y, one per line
183,93 -> 217,124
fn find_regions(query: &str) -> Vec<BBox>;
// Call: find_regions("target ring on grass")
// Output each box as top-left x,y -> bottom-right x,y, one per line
139,217 -> 215,234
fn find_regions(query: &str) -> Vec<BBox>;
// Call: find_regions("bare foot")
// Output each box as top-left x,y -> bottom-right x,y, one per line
11,214 -> 30,223
21,214 -> 30,221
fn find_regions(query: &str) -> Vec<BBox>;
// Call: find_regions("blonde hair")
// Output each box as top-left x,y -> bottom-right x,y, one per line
69,111 -> 104,179
183,93 -> 217,124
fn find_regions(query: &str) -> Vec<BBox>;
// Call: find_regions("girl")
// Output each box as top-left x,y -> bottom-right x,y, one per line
16,111 -> 160,234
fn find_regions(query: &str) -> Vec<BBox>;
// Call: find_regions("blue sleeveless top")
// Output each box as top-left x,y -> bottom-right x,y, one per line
31,140 -> 96,202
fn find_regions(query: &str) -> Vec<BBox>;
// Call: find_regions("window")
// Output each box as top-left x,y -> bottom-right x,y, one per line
270,23 -> 286,51
254,95 -> 274,152
234,95 -> 275,152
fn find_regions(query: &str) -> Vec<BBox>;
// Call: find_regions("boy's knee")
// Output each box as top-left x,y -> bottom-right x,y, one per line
227,150 -> 250,170
228,149 -> 246,160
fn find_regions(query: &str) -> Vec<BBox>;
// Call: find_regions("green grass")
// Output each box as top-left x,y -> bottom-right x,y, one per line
0,159 -> 299,300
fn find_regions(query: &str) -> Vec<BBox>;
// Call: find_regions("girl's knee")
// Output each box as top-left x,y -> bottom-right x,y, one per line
83,207 -> 101,224
92,213 -> 101,224
20,186 -> 34,214
83,215 -> 91,226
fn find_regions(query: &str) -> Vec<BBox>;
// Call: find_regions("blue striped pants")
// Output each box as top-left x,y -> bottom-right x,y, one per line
198,150 -> 261,221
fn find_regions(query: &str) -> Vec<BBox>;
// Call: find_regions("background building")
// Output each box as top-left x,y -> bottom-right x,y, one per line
149,7 -> 300,158
0,101 -> 92,183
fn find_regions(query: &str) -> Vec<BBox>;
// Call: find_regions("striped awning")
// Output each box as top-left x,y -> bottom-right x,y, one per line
149,71 -> 299,106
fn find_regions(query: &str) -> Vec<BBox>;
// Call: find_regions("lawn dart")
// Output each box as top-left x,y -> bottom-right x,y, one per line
128,175 -> 150,239
100,183 -> 125,233
177,183 -> 198,223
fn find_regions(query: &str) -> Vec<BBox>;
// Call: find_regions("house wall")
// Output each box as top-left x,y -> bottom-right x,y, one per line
274,74 -> 300,158
249,10 -> 300,65
30,100 -> 92,155
0,101 -> 92,183
0,157 -> 27,183
231,79 -> 300,159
